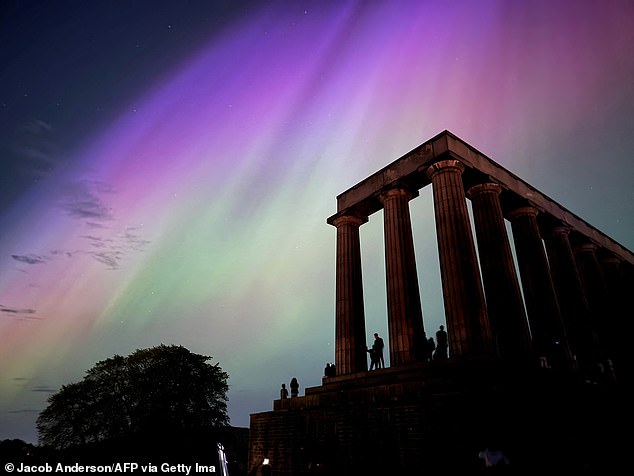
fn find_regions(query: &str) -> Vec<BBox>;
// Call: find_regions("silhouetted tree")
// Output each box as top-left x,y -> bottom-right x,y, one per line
36,345 -> 229,449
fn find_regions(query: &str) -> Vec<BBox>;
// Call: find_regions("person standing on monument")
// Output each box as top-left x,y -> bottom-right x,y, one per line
280,383 -> 289,399
367,345 -> 379,370
290,377 -> 299,397
373,332 -> 385,369
426,336 -> 436,361
434,325 -> 448,360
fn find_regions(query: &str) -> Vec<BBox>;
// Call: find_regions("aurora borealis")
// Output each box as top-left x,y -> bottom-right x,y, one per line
2,0 -> 633,443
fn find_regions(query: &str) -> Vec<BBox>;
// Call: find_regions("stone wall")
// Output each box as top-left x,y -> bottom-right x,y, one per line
248,361 -> 624,475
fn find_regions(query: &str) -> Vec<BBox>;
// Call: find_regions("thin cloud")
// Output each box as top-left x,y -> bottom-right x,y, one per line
60,180 -> 114,221
0,305 -> 36,314
24,119 -> 52,134
10,180 -> 150,271
90,251 -> 122,270
80,226 -> 149,269
50,249 -> 75,258
13,119 -> 61,178
0,305 -> 42,320
123,227 -> 151,250
85,221 -> 107,229
81,235 -> 113,249
11,254 -> 45,265
31,385 -> 56,393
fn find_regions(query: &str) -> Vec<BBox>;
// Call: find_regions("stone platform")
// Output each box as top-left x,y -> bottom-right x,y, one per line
248,360 -> 624,475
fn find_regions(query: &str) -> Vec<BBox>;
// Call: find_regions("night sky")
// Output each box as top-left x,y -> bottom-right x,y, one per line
2,0 -> 634,443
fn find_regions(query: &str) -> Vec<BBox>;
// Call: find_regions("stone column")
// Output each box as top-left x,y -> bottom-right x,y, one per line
600,257 -> 622,292
426,159 -> 493,358
507,207 -> 571,367
573,243 -> 607,359
600,256 -> 627,378
333,214 -> 368,374
544,227 -> 599,368
600,255 -> 624,334
380,187 -> 426,365
467,183 -> 531,361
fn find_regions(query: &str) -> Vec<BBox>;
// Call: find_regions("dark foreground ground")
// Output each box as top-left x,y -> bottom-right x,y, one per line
1,426 -> 250,475
1,372 -> 627,475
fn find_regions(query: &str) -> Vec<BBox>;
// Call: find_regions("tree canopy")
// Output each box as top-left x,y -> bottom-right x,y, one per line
36,345 -> 229,449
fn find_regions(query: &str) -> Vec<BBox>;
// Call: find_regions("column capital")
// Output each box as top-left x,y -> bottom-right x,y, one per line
574,242 -> 598,253
600,256 -> 621,266
550,225 -> 572,238
331,214 -> 367,228
507,206 -> 539,220
466,182 -> 502,199
379,187 -> 414,203
426,159 -> 465,179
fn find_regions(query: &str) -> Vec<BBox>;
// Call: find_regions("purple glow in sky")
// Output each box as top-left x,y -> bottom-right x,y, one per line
1,0 -> 633,443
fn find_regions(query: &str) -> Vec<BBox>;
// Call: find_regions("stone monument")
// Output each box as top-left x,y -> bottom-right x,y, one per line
248,131 -> 632,475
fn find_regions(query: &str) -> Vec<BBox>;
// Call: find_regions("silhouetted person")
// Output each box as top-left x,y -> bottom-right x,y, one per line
324,362 -> 336,377
434,325 -> 448,360
426,336 -> 436,361
280,383 -> 288,399
290,377 -> 299,397
548,338 -> 568,370
478,447 -> 510,469
367,346 -> 379,370
373,332 -> 385,368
